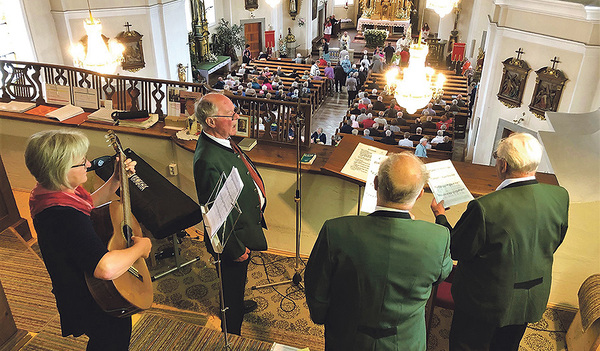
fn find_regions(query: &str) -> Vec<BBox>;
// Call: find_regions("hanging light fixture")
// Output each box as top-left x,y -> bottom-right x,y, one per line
70,0 -> 124,74
426,0 -> 459,18
265,0 -> 281,7
386,33 -> 446,114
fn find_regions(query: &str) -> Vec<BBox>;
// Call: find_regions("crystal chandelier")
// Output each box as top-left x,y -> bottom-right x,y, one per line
426,0 -> 459,17
386,38 -> 445,114
70,2 -> 124,74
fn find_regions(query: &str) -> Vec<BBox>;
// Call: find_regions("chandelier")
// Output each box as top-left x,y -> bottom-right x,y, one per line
265,0 -> 281,7
70,2 -> 124,74
426,0 -> 459,17
386,39 -> 445,114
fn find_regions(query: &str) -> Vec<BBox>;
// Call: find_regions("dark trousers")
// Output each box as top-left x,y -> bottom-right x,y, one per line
347,90 -> 358,107
85,313 -> 131,351
334,78 -> 346,92
450,310 -> 527,351
217,254 -> 251,335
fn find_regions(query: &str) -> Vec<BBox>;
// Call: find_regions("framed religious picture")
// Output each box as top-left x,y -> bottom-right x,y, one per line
497,49 -> 530,108
312,0 -> 317,20
528,58 -> 568,120
245,0 -> 258,11
236,116 -> 250,137
115,23 -> 145,72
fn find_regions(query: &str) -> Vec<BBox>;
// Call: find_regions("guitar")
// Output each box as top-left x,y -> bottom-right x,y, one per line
85,130 -> 153,317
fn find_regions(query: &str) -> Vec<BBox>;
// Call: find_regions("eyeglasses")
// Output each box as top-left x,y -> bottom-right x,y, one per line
71,157 -> 88,168
209,107 -> 240,121
492,151 -> 503,160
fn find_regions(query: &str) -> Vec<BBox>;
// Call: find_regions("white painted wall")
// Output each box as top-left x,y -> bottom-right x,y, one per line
21,0 -> 62,63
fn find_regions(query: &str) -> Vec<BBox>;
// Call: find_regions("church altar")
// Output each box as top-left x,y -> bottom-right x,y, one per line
357,18 -> 410,33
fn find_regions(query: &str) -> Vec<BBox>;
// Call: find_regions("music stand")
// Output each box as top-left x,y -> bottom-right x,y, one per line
201,169 -> 244,351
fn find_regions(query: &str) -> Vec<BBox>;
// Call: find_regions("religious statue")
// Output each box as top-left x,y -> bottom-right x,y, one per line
285,27 -> 296,43
177,63 -> 187,82
476,48 -> 485,72
290,0 -> 299,19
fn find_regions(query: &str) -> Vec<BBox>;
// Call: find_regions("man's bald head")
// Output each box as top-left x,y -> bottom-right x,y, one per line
376,152 -> 429,208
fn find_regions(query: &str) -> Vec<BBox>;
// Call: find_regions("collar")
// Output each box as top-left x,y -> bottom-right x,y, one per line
202,131 -> 232,149
369,206 -> 411,219
496,176 -> 537,191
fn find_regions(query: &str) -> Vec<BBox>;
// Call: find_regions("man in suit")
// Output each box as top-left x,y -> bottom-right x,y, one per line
193,93 -> 267,335
306,152 -> 453,351
430,132 -> 569,351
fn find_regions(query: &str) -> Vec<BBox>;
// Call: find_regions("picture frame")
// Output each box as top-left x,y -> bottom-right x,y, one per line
528,66 -> 568,120
311,0 -> 317,20
236,116 -> 250,137
245,0 -> 258,11
497,57 -> 530,108
115,25 -> 146,72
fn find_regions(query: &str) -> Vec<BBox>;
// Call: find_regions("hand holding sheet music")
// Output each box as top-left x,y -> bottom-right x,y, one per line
425,160 -> 474,208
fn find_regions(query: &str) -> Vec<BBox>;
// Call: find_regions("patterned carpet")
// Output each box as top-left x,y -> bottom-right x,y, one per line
148,234 -> 575,351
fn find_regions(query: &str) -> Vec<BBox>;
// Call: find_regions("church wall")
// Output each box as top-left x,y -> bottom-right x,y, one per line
21,0 -> 63,64
464,0 -> 495,61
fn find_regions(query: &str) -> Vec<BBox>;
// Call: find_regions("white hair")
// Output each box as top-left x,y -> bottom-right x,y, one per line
496,133 -> 543,174
364,129 -> 371,136
386,130 -> 392,136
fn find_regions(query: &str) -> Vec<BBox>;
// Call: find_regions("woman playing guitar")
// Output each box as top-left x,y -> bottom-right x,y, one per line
25,130 -> 152,351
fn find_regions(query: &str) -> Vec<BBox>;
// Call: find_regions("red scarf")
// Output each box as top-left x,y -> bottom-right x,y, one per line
29,183 -> 94,218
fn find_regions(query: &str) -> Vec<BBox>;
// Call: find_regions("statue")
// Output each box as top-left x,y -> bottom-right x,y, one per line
285,27 -> 296,43
177,63 -> 187,82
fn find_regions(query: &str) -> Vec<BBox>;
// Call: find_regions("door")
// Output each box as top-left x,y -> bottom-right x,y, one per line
244,22 -> 262,59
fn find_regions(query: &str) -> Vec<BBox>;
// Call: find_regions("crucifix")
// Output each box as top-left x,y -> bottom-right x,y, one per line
515,48 -> 524,60
124,22 -> 132,32
550,56 -> 561,70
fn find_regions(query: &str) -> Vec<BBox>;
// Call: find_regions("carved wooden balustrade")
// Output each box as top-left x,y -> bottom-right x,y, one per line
0,60 -> 312,147
0,60 -> 207,117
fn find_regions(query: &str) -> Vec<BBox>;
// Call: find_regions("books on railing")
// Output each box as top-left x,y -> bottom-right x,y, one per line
0,101 -> 36,113
300,153 -> 317,164
88,108 -> 119,124
118,113 -> 159,129
238,138 -> 257,151
45,104 -> 84,121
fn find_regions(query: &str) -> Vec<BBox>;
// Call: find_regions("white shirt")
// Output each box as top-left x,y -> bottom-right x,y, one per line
496,176 -> 536,191
374,205 -> 410,214
398,138 -> 413,147
203,132 -> 266,207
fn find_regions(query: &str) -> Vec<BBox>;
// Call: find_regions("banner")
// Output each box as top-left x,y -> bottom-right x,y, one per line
265,30 -> 275,48
452,43 -> 466,62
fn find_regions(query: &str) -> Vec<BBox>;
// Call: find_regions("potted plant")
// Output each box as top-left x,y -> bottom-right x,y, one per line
211,19 -> 246,62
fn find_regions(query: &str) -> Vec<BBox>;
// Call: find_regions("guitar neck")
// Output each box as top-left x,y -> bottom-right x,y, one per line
119,149 -> 133,236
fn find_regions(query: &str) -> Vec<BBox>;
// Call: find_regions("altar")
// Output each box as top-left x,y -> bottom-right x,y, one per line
357,18 -> 410,34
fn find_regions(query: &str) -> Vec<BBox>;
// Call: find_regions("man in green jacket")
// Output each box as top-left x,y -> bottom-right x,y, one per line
193,93 -> 267,335
305,152 -> 453,350
431,132 -> 569,350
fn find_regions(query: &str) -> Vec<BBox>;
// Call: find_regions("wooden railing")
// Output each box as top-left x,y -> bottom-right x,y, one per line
0,60 -> 312,147
0,60 -> 207,118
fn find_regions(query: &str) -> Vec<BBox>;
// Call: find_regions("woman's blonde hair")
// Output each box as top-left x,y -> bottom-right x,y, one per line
25,130 -> 89,190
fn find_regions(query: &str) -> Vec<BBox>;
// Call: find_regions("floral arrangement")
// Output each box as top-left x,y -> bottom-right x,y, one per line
363,29 -> 389,48
298,17 -> 305,27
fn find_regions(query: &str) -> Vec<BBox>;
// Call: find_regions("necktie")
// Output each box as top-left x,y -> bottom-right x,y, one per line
229,139 -> 266,202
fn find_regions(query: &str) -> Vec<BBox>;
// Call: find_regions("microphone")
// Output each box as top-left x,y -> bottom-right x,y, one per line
87,155 -> 115,172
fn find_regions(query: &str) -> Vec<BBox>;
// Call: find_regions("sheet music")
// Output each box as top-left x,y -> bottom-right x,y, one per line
203,167 -> 244,240
340,142 -> 388,182
73,87 -> 99,109
425,160 -> 474,207
45,83 -> 71,105
360,154 -> 388,213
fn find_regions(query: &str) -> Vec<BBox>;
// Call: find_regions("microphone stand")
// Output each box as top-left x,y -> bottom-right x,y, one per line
252,99 -> 304,290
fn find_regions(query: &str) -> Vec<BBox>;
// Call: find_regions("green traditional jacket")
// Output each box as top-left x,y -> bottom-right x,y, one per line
305,210 -> 452,351
436,180 -> 569,326
193,132 -> 267,261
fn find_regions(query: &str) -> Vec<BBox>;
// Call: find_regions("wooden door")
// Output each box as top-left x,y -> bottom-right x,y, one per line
244,23 -> 262,59
0,154 -> 31,241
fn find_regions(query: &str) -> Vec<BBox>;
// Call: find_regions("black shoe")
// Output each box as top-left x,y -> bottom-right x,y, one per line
243,299 -> 258,314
